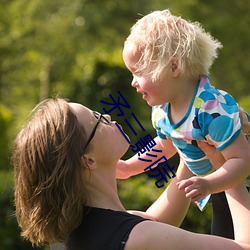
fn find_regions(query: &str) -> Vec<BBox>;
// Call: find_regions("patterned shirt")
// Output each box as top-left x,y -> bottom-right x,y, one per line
152,75 -> 241,176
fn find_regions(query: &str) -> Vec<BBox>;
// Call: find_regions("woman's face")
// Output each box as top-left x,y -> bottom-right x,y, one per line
68,103 -> 130,162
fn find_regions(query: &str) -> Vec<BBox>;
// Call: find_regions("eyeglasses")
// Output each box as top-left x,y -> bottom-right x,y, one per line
84,111 -> 110,151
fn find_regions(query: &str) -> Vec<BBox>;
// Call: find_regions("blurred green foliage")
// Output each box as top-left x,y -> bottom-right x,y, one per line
0,0 -> 249,248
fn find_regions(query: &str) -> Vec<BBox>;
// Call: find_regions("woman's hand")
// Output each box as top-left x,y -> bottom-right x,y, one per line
239,107 -> 250,141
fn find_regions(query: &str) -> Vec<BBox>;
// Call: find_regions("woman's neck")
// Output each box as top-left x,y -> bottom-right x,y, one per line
84,165 -> 126,212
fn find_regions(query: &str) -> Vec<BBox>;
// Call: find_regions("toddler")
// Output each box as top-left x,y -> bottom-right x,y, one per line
121,9 -> 250,238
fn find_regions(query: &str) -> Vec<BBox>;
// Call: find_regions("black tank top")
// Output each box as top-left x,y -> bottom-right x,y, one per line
66,206 -> 148,250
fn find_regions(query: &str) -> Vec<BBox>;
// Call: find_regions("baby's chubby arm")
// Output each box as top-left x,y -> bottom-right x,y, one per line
178,109 -> 250,201
178,132 -> 250,201
116,136 -> 177,179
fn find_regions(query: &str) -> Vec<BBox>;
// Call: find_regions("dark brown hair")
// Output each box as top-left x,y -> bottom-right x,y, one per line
13,98 -> 88,246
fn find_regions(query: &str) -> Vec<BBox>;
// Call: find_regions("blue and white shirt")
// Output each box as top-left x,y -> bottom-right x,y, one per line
152,75 -> 243,177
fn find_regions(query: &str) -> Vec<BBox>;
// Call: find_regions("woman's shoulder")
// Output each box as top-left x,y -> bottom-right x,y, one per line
66,206 -> 148,250
124,220 -> 188,250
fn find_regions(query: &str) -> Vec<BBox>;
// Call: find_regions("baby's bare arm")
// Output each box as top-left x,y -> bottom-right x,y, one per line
178,131 -> 250,201
205,132 -> 250,193
116,137 -> 177,179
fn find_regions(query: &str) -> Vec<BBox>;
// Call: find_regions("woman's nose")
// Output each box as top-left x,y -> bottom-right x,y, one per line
103,114 -> 111,123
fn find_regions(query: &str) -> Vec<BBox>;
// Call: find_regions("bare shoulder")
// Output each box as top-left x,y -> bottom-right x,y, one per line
124,220 -> 187,250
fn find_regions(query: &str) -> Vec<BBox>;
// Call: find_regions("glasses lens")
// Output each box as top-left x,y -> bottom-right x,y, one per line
93,111 -> 109,124
93,111 -> 101,120
101,116 -> 110,124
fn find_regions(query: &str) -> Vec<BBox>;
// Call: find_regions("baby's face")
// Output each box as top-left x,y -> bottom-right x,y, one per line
123,43 -> 175,106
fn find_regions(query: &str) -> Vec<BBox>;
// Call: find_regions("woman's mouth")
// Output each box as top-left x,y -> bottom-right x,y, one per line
117,123 -> 123,131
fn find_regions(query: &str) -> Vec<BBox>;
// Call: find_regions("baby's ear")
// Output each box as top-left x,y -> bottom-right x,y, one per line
171,57 -> 180,76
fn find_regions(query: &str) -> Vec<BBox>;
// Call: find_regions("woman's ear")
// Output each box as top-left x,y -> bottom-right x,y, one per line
82,155 -> 97,169
170,57 -> 180,77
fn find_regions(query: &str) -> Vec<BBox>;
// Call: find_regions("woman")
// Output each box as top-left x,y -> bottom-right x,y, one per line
13,98 -> 250,249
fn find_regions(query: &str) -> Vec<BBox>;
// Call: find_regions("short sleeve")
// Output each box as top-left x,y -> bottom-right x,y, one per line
197,89 -> 241,151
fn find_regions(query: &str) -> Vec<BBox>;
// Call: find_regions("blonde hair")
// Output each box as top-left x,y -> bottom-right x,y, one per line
125,9 -> 222,81
13,98 -> 88,246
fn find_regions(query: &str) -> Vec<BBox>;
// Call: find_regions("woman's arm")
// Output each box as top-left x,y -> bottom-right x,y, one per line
144,159 -> 193,226
124,138 -> 193,226
225,184 -> 250,244
129,159 -> 193,226
125,184 -> 250,250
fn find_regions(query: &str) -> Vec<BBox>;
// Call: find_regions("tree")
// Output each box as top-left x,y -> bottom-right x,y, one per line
0,1 -> 249,248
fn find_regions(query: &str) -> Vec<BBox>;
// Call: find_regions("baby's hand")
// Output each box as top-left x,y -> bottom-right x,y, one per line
177,176 -> 211,202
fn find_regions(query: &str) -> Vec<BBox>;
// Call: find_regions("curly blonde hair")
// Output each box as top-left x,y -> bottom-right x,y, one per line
125,9 -> 222,81
13,98 -> 88,246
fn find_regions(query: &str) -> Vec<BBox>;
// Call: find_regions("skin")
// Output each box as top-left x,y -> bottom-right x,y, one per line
178,108 -> 250,201
239,107 -> 250,136
121,42 -> 250,202
69,103 -> 129,211
68,103 -> 250,249
125,184 -> 250,250
122,43 -> 198,120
